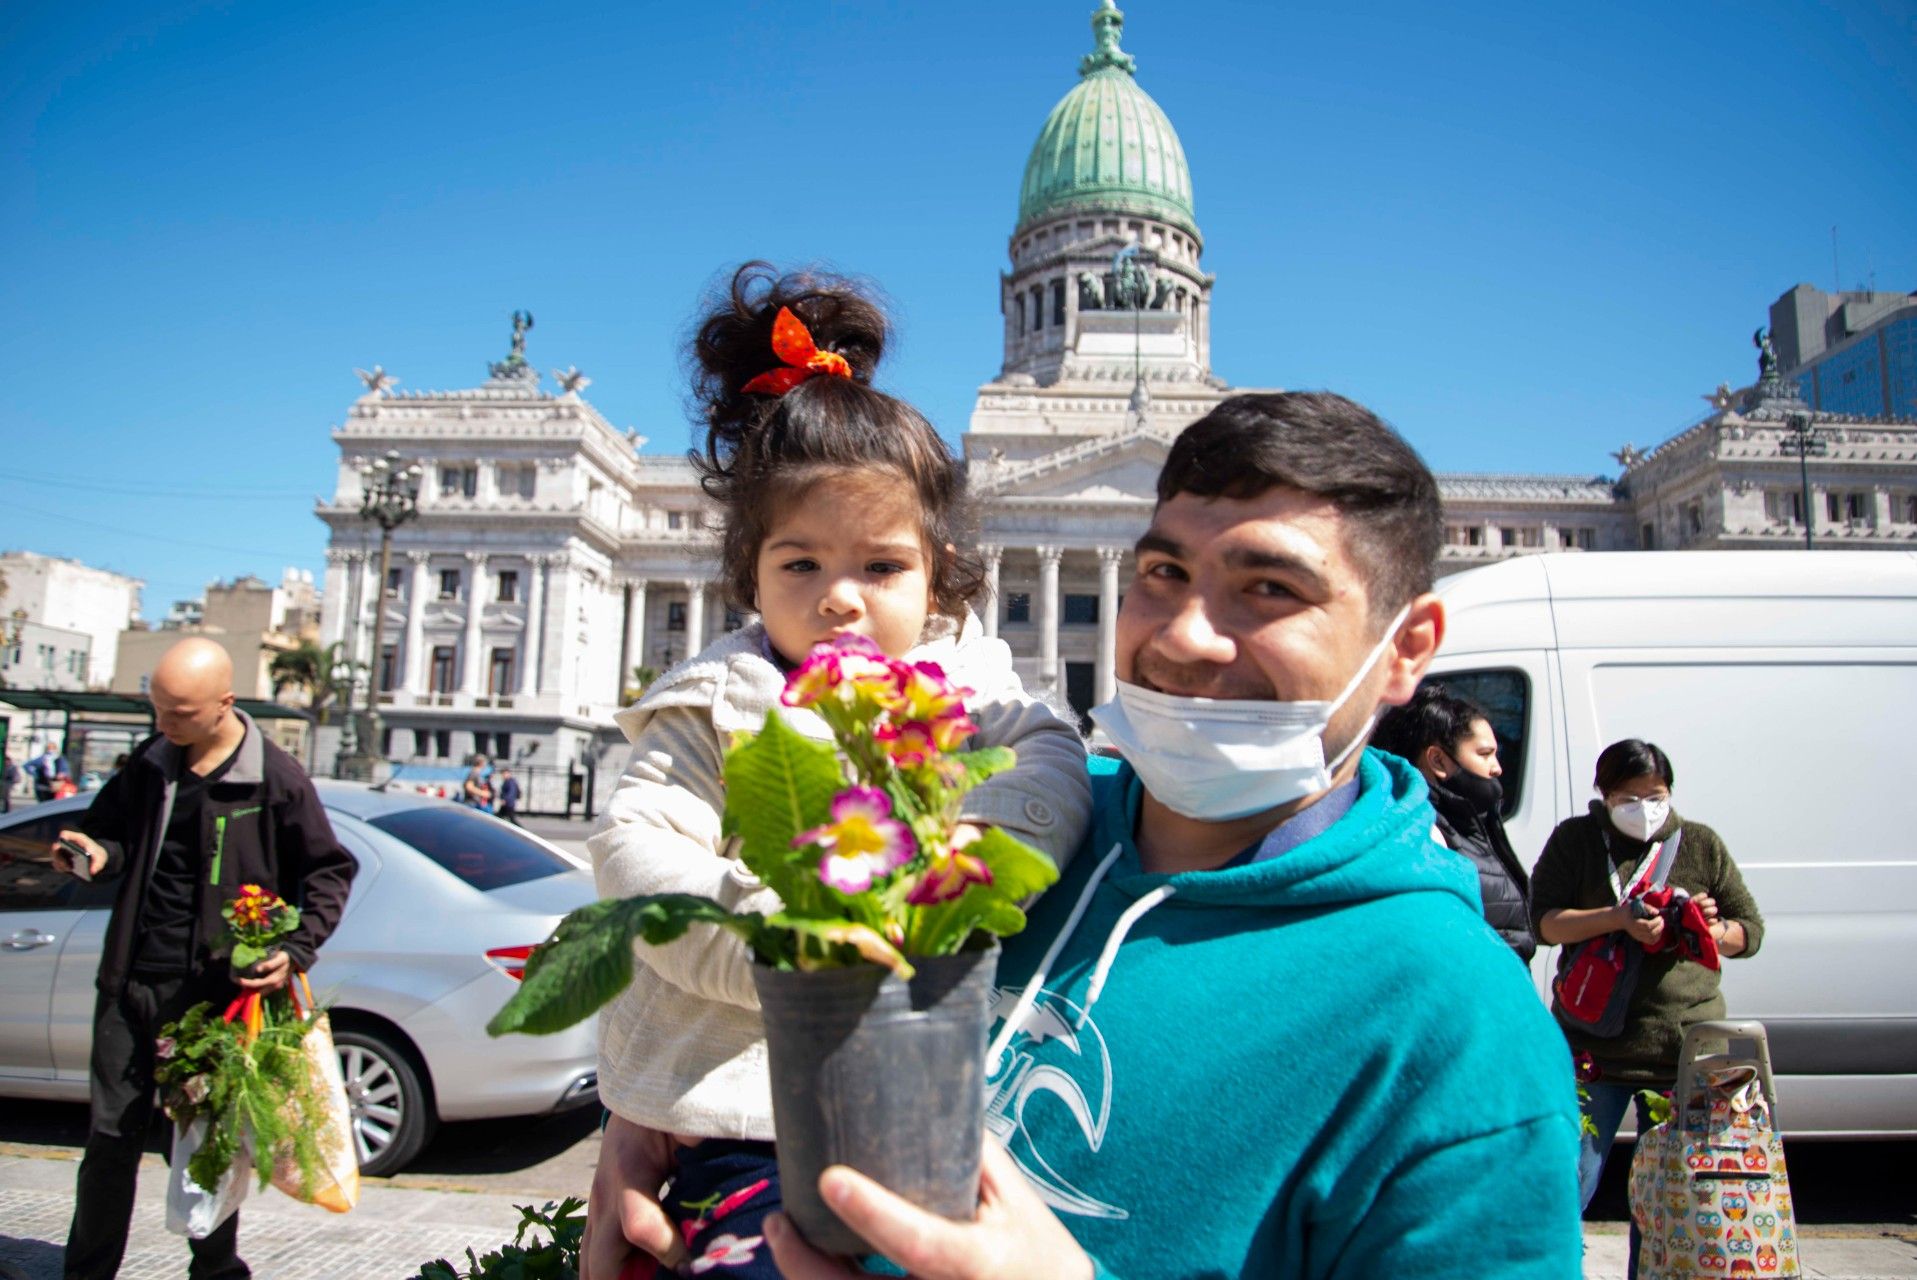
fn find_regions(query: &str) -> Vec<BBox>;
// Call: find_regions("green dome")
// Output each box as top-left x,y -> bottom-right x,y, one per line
1016,1 -> 1196,240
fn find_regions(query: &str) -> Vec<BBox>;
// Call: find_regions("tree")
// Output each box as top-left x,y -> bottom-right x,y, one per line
621,664 -> 660,705
268,639 -> 359,725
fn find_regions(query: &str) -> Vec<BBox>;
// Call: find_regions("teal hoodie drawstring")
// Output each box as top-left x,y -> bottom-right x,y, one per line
986,842 -> 1180,1066
1077,883 -> 1177,1029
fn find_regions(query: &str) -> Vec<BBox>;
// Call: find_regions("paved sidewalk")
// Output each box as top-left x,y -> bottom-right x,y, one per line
1576,1225 -> 1917,1280
0,1151 -> 573,1280
5,1146 -> 1915,1279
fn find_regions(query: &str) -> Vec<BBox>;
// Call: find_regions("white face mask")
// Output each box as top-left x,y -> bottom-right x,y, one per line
1089,607 -> 1410,822
1608,797 -> 1670,842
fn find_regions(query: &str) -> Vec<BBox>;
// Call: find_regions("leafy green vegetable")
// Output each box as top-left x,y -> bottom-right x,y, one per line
155,997 -> 328,1194
408,1198 -> 585,1280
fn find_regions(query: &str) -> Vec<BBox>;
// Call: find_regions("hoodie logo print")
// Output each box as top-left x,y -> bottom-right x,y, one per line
984,985 -> 1128,1221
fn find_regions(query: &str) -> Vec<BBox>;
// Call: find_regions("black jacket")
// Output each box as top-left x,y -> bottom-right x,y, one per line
79,711 -> 356,996
1429,781 -> 1536,963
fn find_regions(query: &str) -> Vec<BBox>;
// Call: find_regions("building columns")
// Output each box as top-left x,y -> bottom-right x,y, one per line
323,550 -> 352,648
518,556 -> 546,696
1036,545 -> 1062,695
459,551 -> 487,696
621,579 -> 647,699
980,545 -> 1002,638
684,581 -> 707,659
1096,546 -> 1124,706
401,552 -> 431,693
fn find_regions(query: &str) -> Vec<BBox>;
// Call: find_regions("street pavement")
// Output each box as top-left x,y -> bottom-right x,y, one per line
5,1130 -> 1915,1278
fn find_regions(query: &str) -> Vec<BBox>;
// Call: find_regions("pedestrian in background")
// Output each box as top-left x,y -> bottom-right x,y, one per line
494,766 -> 522,825
1375,681 -> 1535,962
462,752 -> 494,811
51,637 -> 356,1280
1531,738 -> 1764,1257
28,740 -> 71,803
2,752 -> 16,812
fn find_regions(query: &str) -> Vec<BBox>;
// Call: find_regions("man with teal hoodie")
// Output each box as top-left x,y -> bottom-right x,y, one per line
592,393 -> 1583,1279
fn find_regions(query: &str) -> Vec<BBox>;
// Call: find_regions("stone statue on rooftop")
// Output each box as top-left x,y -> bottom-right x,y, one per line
1078,271 -> 1107,310
1112,245 -> 1151,311
489,310 -> 537,381
354,365 -> 398,396
1753,327 -> 1777,380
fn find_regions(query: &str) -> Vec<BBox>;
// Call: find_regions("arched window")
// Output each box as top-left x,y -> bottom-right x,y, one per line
1051,279 -> 1065,327
1013,294 -> 1025,335
1031,285 -> 1045,330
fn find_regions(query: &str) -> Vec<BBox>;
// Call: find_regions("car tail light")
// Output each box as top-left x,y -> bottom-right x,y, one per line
485,945 -> 537,981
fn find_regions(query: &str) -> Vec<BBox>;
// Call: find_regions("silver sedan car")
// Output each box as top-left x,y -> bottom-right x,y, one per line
0,781 -> 598,1176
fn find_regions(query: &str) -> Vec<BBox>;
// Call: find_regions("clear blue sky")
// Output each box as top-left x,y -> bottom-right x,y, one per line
3,0 -> 1913,616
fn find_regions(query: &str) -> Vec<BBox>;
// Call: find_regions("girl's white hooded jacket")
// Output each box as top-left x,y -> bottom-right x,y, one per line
587,612 -> 1091,1139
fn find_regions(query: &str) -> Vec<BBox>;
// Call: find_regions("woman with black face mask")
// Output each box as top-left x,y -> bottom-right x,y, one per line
1376,683 -> 1535,962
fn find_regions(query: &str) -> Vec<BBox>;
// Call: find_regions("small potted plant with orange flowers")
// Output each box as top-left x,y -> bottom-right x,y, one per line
489,634 -> 1059,1254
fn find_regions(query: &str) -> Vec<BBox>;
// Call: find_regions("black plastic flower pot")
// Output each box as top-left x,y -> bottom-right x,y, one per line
753,944 -> 999,1257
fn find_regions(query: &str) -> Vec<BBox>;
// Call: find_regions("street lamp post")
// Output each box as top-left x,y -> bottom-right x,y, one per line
1777,411 -> 1826,551
338,451 -> 422,780
1112,244 -> 1152,427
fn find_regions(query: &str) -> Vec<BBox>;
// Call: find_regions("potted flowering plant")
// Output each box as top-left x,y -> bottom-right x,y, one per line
222,879 -> 301,980
489,634 -> 1060,1253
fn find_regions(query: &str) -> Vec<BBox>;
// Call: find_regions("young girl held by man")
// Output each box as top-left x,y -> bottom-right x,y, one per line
585,262 -> 1092,1276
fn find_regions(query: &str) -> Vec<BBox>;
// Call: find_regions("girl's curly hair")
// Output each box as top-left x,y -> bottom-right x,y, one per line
687,261 -> 984,618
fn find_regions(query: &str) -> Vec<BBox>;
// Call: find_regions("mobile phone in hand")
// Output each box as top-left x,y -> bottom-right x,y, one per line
55,837 -> 94,882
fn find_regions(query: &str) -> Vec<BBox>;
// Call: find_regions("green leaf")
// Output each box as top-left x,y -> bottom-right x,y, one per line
905,828 -> 1058,956
968,827 -> 1060,902
721,711 -> 846,913
488,896 -> 781,1037
947,746 -> 1017,790
229,941 -> 265,970
769,913 -> 915,978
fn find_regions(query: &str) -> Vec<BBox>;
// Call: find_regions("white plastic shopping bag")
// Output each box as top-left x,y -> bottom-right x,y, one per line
164,1116 -> 251,1238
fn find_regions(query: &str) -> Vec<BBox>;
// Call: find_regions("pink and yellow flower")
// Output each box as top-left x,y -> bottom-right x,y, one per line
905,845 -> 994,905
781,634 -> 900,709
874,719 -> 938,767
793,786 -> 916,894
882,660 -> 973,722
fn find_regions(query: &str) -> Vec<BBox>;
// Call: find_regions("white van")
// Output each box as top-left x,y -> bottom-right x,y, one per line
1428,550 -> 1917,1138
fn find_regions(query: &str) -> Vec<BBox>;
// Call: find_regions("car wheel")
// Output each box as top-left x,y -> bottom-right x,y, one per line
333,1027 -> 434,1177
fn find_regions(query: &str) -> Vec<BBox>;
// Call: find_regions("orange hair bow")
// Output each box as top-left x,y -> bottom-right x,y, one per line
740,306 -> 853,396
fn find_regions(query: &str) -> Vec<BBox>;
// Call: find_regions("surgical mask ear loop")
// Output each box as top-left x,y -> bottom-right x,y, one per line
1320,604 -> 1410,774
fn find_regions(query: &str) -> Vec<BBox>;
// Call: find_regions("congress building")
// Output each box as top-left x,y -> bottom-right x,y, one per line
315,1 -> 1917,796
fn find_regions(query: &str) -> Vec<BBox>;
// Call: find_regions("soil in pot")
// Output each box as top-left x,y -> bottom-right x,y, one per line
753,944 -> 999,1257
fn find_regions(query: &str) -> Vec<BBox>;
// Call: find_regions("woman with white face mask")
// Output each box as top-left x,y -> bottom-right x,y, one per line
1530,739 -> 1766,1264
